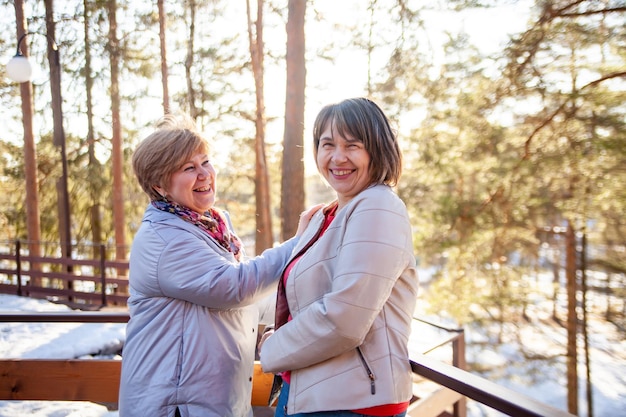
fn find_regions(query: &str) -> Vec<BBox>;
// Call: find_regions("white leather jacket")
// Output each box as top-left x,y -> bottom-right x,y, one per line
260,184 -> 419,414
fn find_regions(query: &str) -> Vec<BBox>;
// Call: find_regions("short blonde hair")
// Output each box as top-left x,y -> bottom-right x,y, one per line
132,114 -> 210,201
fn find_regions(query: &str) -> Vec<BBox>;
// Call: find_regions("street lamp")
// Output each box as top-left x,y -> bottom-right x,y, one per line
6,31 -> 72,262
6,53 -> 32,83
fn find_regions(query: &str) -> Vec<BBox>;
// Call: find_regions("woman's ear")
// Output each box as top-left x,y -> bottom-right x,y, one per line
153,185 -> 166,198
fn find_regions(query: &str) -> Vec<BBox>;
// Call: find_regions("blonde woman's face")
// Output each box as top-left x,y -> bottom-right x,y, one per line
160,152 -> 216,213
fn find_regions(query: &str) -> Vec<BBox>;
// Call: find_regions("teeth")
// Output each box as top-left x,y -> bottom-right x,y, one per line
196,186 -> 211,192
333,170 -> 352,176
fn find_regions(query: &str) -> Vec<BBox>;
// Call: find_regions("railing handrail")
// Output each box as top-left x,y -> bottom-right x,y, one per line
413,315 -> 466,355
411,354 -> 574,417
0,312 -> 575,417
0,311 -> 130,323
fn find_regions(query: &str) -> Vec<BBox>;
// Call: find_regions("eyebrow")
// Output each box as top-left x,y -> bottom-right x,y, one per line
344,135 -> 360,143
185,153 -> 209,163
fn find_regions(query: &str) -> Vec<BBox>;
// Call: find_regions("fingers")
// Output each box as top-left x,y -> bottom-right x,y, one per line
295,204 -> 324,236
301,203 -> 324,220
258,328 -> 274,351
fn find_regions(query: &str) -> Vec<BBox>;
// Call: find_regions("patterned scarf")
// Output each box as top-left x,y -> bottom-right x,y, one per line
152,199 -> 242,261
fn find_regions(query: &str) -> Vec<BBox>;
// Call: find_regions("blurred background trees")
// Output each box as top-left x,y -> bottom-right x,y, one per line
1,1 -> 624,413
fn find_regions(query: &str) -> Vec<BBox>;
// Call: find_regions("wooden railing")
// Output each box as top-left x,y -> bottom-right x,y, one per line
0,240 -> 129,309
0,312 -> 574,417
0,311 -> 274,413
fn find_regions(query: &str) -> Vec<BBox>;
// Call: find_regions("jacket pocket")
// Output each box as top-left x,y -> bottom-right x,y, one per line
356,347 -> 376,395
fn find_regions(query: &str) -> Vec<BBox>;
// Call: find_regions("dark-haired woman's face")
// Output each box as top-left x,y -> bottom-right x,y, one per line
316,120 -> 371,208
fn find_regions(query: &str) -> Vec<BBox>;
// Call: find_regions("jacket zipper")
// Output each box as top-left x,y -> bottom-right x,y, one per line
356,347 -> 376,395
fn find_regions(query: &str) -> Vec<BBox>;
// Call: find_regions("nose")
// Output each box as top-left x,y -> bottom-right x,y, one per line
198,163 -> 214,179
331,146 -> 348,163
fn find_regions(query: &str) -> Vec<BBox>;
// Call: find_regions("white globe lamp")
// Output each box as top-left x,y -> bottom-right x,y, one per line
6,54 -> 33,83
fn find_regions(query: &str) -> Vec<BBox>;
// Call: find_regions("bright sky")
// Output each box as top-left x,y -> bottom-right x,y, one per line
261,0 -> 534,174
3,1 -> 532,154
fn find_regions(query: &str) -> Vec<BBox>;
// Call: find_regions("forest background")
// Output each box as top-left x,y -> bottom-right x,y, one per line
0,0 -> 624,416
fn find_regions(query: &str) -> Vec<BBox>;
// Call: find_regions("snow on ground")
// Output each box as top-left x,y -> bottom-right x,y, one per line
0,295 -> 123,417
459,285 -> 626,417
415,268 -> 626,417
0,296 -> 124,360
0,292 -> 624,416
464,315 -> 626,416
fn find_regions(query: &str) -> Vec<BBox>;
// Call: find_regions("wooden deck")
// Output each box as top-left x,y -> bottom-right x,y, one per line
0,311 -> 575,417
0,358 -> 275,412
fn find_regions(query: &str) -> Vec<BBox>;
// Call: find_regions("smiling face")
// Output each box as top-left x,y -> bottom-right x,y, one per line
316,119 -> 372,208
312,99 -> 403,207
156,152 -> 216,214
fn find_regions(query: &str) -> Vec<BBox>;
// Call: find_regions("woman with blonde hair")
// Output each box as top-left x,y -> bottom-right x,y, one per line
119,114 -> 320,417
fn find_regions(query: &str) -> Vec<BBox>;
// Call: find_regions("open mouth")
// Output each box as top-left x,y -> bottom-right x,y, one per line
331,169 -> 354,176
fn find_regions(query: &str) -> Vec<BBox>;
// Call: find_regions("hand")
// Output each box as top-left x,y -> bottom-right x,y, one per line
258,327 -> 274,352
295,204 -> 324,236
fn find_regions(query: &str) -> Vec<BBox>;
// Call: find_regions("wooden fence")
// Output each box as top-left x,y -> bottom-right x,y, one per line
0,312 -> 576,417
0,312 -> 275,414
0,240 -> 129,309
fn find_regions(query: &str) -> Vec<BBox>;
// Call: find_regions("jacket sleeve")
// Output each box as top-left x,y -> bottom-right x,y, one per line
260,190 -> 415,372
156,232 -> 297,309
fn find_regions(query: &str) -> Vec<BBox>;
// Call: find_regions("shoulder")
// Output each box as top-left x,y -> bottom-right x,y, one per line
135,205 -> 218,253
142,205 -> 203,236
350,184 -> 407,213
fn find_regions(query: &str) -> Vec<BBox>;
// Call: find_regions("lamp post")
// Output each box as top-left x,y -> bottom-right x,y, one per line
6,31 -> 72,263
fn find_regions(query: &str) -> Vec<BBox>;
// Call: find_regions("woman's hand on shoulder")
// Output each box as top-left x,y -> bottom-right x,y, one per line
295,204 -> 324,236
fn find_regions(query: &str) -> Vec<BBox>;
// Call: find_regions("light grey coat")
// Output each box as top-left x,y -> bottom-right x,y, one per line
260,185 -> 419,414
119,205 -> 296,417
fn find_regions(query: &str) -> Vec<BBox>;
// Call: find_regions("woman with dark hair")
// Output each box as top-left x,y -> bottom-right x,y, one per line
260,98 -> 419,417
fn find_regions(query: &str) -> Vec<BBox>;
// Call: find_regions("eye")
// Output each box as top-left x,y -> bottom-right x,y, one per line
202,159 -> 211,167
183,164 -> 195,172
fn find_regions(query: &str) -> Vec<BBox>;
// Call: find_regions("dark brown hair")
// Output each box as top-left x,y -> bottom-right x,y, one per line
312,97 -> 402,186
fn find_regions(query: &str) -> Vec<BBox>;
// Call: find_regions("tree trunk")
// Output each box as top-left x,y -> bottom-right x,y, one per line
44,0 -> 72,291
107,0 -> 126,262
83,0 -> 103,260
605,273 -> 612,321
565,221 -> 578,415
246,0 -> 273,253
158,0 -> 170,114
581,229 -> 593,417
551,232 -> 560,322
44,0 -> 71,256
12,0 -> 41,282
280,0 -> 306,241
185,0 -> 198,119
